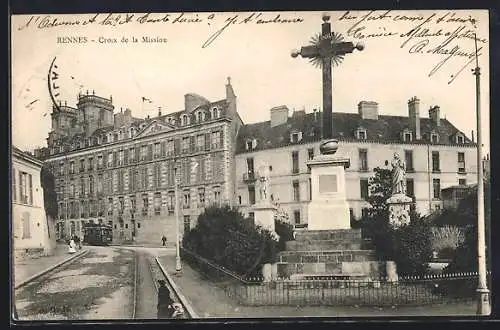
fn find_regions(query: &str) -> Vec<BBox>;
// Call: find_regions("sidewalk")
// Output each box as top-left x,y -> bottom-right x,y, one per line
157,255 -> 476,318
13,244 -> 79,287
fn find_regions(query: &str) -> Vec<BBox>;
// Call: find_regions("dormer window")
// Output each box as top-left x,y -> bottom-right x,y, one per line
130,127 -> 135,138
102,135 -> 107,143
196,111 -> 206,122
290,131 -> 303,143
211,107 -> 220,119
402,129 -> 412,142
181,114 -> 190,126
114,133 -> 119,141
430,132 -> 439,143
245,138 -> 257,151
456,134 -> 464,144
356,127 -> 367,140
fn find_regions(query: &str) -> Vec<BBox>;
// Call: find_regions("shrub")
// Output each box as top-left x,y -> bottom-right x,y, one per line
274,219 -> 294,250
430,226 -> 465,253
182,205 -> 281,277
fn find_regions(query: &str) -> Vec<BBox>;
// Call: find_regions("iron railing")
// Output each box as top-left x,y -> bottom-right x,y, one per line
181,247 -> 489,307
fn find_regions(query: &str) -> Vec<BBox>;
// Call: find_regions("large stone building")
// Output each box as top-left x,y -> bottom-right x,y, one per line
235,97 -> 478,224
12,147 -> 55,254
36,79 -> 242,244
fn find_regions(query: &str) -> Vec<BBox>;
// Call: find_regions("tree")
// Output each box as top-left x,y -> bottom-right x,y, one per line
354,167 -> 431,276
41,164 -> 58,220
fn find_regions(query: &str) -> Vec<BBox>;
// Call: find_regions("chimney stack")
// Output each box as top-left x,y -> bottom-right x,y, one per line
429,105 -> 441,126
408,96 -> 421,140
270,105 -> 289,127
358,101 -> 379,120
158,107 -> 162,117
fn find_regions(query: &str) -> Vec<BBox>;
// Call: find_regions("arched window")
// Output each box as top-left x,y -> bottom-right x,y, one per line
181,114 -> 190,126
211,107 -> 220,119
196,111 -> 205,122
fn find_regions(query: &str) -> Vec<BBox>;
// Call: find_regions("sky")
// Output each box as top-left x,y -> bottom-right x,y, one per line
11,10 -> 490,154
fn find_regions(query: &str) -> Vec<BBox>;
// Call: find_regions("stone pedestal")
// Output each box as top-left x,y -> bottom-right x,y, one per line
307,153 -> 351,230
386,261 -> 398,283
386,194 -> 413,227
253,202 -> 278,234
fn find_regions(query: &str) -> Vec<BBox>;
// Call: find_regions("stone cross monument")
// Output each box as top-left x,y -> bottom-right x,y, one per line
386,152 -> 413,227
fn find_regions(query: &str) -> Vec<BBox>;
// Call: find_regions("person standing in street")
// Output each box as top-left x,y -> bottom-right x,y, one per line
161,235 -> 167,246
157,279 -> 174,318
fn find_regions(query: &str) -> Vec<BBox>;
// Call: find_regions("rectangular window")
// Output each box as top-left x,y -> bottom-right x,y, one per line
432,151 -> 440,172
154,192 -> 161,215
211,131 -> 221,149
80,159 -> 85,172
154,143 -> 161,158
360,179 -> 369,200
118,196 -> 125,213
293,180 -> 300,201
142,194 -> 149,215
183,190 -> 191,209
293,210 -> 301,224
80,177 -> 86,196
167,191 -> 175,215
140,146 -> 147,160
405,150 -> 414,171
70,161 -> 75,173
19,171 -> 28,204
196,134 -> 205,151
458,152 -> 466,173
88,157 -> 94,170
248,186 -> 255,205
28,174 -> 33,205
433,178 -> 441,199
359,149 -> 368,171
308,148 -> 314,160
141,167 -> 148,189
431,134 -> 439,143
118,150 -> 124,165
406,178 -> 414,197
459,178 -> 467,186
107,152 -> 113,167
59,162 -> 65,175
292,151 -> 299,174
118,170 -> 124,192
214,186 -> 221,205
97,155 -> 103,169
89,176 -> 94,194
182,137 -> 190,154
129,148 -> 135,163
198,187 -> 205,207
130,195 -> 136,212
184,215 -> 191,233
167,140 -> 174,156
108,198 -> 113,215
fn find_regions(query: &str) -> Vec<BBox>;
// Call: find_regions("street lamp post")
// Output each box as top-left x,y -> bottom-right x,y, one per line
174,167 -> 182,273
473,33 -> 490,315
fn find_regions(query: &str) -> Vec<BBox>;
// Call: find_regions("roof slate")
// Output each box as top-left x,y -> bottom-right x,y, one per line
235,111 -> 473,154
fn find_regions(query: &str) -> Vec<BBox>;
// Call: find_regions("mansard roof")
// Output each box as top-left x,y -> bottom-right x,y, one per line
236,111 -> 474,154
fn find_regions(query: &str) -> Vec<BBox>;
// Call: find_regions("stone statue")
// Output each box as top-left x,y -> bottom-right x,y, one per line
257,163 -> 271,203
391,152 -> 406,195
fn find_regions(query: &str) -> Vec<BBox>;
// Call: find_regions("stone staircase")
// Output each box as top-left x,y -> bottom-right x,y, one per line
276,228 -> 383,281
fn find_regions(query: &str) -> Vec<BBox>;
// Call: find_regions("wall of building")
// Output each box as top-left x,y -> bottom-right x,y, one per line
12,156 -> 54,253
235,140 -> 477,223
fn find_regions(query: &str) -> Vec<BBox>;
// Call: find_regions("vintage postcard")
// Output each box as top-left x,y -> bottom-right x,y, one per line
11,9 -> 491,321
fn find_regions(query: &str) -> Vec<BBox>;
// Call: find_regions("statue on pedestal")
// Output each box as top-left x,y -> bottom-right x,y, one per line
391,152 -> 406,196
257,163 -> 271,204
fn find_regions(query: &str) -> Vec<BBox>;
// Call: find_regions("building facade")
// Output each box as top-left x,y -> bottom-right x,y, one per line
36,79 -> 242,244
235,98 -> 478,224
12,147 -> 55,253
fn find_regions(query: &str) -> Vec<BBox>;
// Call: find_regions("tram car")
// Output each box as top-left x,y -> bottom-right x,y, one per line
83,223 -> 113,246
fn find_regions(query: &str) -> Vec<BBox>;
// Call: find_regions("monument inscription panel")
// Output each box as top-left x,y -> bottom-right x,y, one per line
319,174 -> 338,193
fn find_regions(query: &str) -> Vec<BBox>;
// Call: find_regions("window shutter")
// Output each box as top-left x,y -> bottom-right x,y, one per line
147,144 -> 153,161
28,174 -> 33,205
113,151 -> 117,167
124,149 -> 129,165
174,138 -> 180,155
205,133 -> 211,151
19,172 -> 23,202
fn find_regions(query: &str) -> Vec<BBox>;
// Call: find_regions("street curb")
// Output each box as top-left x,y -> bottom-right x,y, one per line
155,257 -> 199,319
15,249 -> 89,290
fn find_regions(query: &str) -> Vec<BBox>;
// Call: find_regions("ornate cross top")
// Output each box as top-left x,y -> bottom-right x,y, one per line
291,13 -> 364,140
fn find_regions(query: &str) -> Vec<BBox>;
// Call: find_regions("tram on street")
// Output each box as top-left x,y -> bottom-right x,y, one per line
83,223 -> 113,246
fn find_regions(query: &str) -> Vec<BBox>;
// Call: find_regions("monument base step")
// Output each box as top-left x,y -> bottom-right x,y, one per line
289,273 -> 370,281
294,228 -> 362,241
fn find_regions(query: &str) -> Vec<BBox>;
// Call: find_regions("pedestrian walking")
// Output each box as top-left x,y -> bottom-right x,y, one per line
157,279 -> 174,319
161,235 -> 167,246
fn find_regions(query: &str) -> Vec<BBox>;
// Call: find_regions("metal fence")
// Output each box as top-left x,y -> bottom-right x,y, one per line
181,248 -> 486,307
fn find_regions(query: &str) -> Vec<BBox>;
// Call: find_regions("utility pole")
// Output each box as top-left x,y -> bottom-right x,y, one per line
473,33 -> 490,316
174,166 -> 182,273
